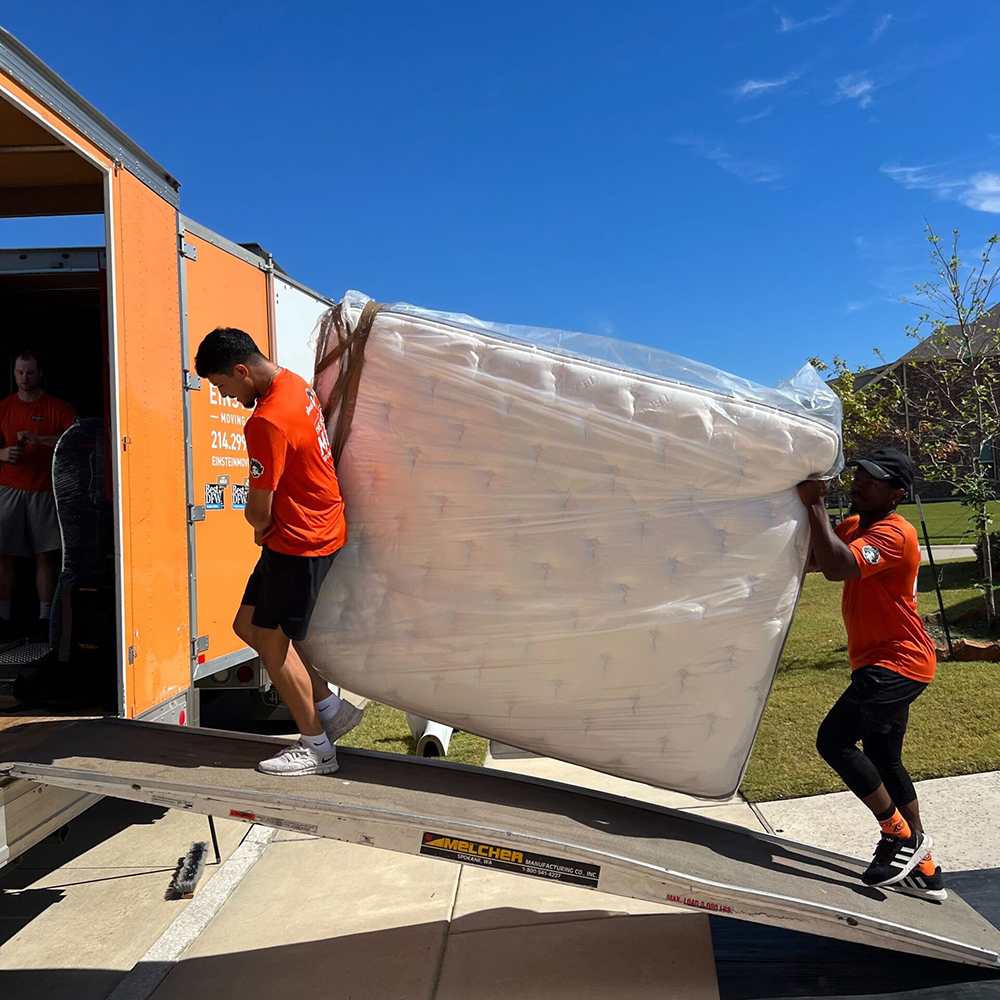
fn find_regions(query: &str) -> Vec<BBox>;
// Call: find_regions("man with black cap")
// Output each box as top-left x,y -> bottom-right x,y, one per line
797,447 -> 944,900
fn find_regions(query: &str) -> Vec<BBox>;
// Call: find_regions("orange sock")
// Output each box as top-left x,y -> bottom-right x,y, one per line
877,809 -> 912,840
917,852 -> 936,876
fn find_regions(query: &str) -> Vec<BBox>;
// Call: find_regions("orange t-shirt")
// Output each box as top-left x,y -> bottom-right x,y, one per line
834,513 -> 936,683
0,392 -> 77,492
243,369 -> 346,557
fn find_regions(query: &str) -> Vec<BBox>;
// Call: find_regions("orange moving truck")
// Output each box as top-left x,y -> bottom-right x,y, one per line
0,29 -> 330,862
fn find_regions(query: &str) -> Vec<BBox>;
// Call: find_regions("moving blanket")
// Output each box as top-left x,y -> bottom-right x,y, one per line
303,292 -> 842,797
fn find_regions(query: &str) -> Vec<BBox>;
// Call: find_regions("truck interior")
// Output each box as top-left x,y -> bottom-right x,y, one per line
0,92 -> 118,716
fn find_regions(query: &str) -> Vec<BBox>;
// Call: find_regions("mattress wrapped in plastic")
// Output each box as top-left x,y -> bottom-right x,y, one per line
302,292 -> 842,797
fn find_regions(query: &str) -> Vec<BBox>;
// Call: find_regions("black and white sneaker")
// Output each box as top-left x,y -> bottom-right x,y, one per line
862,830 -> 932,887
892,865 -> 948,902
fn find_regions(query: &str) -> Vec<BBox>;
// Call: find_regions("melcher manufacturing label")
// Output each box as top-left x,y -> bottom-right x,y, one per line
420,832 -> 601,887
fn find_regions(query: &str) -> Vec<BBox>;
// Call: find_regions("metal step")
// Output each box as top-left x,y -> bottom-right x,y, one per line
1,717 -> 998,969
0,642 -> 58,699
0,641 -> 53,674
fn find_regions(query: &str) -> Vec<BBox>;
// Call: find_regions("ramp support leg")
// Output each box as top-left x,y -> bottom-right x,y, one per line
207,814 -> 221,865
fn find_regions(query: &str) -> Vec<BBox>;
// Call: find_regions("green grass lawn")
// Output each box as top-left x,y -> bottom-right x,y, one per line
741,559 -> 1000,803
338,700 -> 489,767
894,499 -> 1000,544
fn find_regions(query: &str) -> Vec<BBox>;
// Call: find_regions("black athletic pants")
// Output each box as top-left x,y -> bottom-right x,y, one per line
816,665 -> 927,806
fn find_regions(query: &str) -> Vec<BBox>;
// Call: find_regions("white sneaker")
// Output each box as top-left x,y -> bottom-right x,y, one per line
257,741 -> 339,776
324,701 -> 364,743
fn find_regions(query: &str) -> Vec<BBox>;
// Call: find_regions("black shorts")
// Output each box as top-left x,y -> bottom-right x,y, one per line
836,664 -> 927,734
241,545 -> 338,642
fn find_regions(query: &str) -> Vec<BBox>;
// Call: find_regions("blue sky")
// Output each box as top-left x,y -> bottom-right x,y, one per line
3,2 -> 1000,386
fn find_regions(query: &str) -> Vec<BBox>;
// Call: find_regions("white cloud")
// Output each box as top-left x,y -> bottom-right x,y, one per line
960,173 -> 1000,213
880,163 -> 1000,214
674,135 -> 782,184
871,14 -> 892,42
738,107 -> 773,124
835,73 -> 876,108
732,72 -> 799,99
846,301 -> 866,312
776,6 -> 844,32
880,164 -> 938,188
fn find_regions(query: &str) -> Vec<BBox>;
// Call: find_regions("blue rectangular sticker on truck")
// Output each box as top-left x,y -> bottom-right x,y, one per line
204,482 -> 225,510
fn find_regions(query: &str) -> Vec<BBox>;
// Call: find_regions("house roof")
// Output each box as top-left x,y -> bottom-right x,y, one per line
858,302 -> 1000,390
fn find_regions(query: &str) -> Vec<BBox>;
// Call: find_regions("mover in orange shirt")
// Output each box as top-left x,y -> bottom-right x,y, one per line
0,351 -> 76,644
195,329 -> 364,776
798,448 -> 945,900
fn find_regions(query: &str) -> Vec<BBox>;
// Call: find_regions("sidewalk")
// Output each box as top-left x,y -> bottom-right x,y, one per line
757,770 -> 1000,869
921,543 -> 976,563
0,799 -> 247,1000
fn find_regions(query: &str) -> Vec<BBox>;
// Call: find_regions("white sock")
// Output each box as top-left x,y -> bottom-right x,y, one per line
0,600 -> 10,620
39,602 -> 52,619
315,692 -> 343,722
300,731 -> 334,756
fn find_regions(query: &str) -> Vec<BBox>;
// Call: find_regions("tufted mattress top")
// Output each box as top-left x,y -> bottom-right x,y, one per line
303,294 -> 842,797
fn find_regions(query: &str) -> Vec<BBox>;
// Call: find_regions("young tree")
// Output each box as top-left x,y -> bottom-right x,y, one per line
900,227 -> 1000,622
809,354 -> 902,453
808,354 -> 903,516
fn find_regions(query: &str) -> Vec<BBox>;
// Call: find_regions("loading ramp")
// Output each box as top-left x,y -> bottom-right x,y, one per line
1,717 -> 998,969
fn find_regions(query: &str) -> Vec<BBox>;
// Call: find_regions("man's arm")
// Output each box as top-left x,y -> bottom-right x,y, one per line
0,432 -> 24,464
245,488 -> 273,545
18,432 -> 60,447
242,416 -> 286,545
0,411 -> 16,463
18,402 -> 75,449
796,481 -> 861,582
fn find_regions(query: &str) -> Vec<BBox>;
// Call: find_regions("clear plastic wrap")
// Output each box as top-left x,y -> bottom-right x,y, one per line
302,292 -> 842,797
52,417 -> 114,589
50,418 -> 115,659
384,293 -> 843,452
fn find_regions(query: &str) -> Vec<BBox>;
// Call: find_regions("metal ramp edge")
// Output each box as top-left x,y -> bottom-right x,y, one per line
3,718 -> 999,970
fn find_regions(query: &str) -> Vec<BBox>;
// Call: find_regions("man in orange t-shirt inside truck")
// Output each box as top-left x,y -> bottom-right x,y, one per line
195,328 -> 364,777
798,448 -> 944,901
0,351 -> 76,644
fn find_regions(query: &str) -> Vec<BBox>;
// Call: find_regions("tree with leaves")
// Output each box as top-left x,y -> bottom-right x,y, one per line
896,228 -> 1000,622
811,227 -> 1000,622
828,227 -> 1000,622
808,353 -> 902,517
